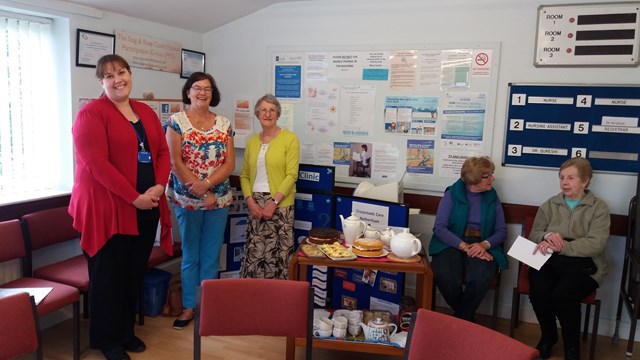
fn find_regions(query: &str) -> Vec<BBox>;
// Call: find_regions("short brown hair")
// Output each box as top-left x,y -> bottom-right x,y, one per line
460,156 -> 495,185
181,72 -> 221,107
560,157 -> 592,187
95,54 -> 131,79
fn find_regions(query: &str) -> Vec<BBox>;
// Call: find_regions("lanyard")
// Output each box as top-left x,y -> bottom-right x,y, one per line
129,119 -> 146,152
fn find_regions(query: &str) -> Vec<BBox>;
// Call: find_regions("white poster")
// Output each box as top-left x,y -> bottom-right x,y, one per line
328,52 -> 363,80
233,97 -> 253,148
389,50 -> 417,90
340,85 -> 376,137
305,83 -> 339,135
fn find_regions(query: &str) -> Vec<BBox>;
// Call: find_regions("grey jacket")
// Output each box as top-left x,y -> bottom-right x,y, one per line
530,190 -> 610,285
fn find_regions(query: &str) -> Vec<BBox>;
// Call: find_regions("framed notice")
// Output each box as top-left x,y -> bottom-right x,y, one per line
76,29 -> 115,68
181,49 -> 206,78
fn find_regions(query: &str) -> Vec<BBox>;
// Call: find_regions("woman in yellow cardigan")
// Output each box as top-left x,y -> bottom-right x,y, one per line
240,94 -> 300,279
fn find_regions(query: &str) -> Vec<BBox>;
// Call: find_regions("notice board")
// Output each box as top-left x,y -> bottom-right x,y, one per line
269,43 -> 501,192
503,83 -> 640,173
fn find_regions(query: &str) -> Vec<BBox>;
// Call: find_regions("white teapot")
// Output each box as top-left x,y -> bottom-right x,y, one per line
360,317 -> 397,342
390,229 -> 422,258
339,213 -> 366,246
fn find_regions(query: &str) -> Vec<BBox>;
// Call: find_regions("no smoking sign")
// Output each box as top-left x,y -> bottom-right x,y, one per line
475,52 -> 489,66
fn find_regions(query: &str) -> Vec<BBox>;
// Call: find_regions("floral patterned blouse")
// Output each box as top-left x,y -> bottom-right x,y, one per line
166,111 -> 234,210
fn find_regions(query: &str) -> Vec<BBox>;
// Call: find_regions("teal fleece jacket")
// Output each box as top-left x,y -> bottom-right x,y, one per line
429,178 -> 508,270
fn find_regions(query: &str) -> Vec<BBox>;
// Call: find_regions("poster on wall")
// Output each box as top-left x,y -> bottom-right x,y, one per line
233,97 -> 253,148
272,53 -> 303,99
115,30 -> 181,73
384,96 -> 438,136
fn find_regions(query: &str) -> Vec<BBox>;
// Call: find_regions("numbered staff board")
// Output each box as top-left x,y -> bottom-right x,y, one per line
503,83 -> 640,173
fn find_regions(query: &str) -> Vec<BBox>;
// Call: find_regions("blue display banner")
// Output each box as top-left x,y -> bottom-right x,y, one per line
297,164 -> 335,193
504,84 -> 640,173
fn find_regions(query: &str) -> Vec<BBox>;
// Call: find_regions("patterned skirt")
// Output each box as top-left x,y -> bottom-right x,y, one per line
239,192 -> 294,280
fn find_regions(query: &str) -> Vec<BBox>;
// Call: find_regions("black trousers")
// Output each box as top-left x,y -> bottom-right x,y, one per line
528,255 -> 598,351
85,215 -> 158,350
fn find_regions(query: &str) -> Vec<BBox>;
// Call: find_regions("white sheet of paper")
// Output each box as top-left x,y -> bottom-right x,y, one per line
507,235 -> 551,270
0,287 -> 53,305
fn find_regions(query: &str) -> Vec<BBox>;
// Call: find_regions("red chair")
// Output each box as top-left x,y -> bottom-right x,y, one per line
0,292 -> 42,360
194,278 -> 313,360
510,216 -> 600,360
0,219 -> 80,360
21,207 -> 89,318
403,308 -> 538,360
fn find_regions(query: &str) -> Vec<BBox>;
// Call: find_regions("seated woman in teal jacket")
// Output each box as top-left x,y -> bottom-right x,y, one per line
429,156 -> 507,322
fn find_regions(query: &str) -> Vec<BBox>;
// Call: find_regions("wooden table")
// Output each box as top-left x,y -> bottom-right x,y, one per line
286,250 -> 433,359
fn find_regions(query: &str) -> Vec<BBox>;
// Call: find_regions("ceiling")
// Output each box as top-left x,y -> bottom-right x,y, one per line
61,0 -> 313,33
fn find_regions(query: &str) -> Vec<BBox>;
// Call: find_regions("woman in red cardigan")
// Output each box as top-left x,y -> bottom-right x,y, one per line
69,54 -> 172,360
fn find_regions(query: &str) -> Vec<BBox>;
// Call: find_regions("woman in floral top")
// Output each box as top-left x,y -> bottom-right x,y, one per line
165,72 -> 235,330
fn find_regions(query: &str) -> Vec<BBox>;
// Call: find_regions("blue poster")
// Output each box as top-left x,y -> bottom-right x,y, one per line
274,65 -> 301,99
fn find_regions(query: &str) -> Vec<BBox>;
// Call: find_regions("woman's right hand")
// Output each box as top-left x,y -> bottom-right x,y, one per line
247,197 -> 263,219
133,193 -> 160,210
466,242 -> 494,261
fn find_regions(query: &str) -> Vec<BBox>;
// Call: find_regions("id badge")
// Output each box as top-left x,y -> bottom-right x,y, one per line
138,151 -> 152,163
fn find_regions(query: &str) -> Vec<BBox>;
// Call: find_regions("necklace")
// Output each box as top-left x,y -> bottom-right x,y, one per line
187,110 -> 213,131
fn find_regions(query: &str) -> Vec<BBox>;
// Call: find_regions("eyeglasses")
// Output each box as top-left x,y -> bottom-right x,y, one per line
258,108 -> 277,115
191,86 -> 213,93
481,173 -> 495,179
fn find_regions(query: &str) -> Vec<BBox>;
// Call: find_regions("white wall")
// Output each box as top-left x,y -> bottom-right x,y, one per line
203,0 -> 640,339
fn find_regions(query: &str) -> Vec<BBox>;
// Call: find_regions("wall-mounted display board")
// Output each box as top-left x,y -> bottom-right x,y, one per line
503,83 -> 640,173
535,2 -> 640,66
269,43 -> 501,192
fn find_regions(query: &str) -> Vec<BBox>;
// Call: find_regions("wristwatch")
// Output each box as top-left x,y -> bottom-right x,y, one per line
273,198 -> 280,205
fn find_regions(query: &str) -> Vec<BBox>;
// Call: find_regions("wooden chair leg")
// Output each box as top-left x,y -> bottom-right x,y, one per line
82,293 -> 89,319
588,300 -> 600,360
73,301 -> 80,360
582,303 -> 591,340
491,280 -> 500,329
509,288 -> 520,337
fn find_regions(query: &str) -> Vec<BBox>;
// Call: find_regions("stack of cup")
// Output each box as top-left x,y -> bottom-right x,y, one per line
332,316 -> 348,338
313,317 -> 333,337
348,310 -> 363,337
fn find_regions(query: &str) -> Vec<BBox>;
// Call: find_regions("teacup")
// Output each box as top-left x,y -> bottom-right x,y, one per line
348,324 -> 361,337
333,327 -> 347,338
314,329 -> 332,337
317,317 -> 333,331
348,312 -> 363,326
332,309 -> 351,319
333,316 -> 348,330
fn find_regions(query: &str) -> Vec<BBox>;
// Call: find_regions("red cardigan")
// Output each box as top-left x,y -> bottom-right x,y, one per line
69,96 -> 172,257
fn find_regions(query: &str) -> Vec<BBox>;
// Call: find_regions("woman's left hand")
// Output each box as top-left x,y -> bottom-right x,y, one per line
544,232 -> 564,253
144,184 -> 165,198
186,179 -> 210,197
466,243 -> 493,261
262,200 -> 277,219
203,193 -> 217,210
